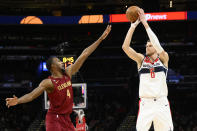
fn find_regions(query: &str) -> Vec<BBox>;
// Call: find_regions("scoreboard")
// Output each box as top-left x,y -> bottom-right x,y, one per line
62,56 -> 75,68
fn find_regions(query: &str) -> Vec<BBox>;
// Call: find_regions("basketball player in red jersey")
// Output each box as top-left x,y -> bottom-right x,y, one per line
5,25 -> 111,131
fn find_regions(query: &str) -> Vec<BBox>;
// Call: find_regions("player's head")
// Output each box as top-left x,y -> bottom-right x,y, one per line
46,57 -> 64,72
146,40 -> 156,56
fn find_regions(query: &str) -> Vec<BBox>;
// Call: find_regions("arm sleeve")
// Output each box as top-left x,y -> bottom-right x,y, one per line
146,27 -> 164,53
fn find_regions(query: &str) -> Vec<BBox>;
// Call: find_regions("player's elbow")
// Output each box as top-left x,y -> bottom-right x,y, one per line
122,45 -> 126,50
82,48 -> 89,58
122,45 -> 127,52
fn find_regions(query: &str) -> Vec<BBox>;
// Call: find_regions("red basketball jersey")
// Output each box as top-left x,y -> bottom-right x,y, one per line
48,75 -> 73,115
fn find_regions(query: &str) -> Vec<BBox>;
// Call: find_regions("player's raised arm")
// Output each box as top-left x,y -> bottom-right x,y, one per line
6,79 -> 53,108
138,9 -> 169,66
122,20 -> 144,68
66,25 -> 111,77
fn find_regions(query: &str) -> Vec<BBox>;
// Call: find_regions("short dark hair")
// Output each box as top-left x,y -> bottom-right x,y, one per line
46,57 -> 56,71
147,40 -> 150,43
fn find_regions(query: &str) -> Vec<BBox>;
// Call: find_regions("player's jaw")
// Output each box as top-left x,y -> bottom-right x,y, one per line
146,42 -> 156,56
146,49 -> 155,56
61,63 -> 65,70
58,62 -> 64,70
53,58 -> 64,71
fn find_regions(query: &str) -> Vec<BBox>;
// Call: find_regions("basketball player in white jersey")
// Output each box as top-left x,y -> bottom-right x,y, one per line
122,9 -> 173,131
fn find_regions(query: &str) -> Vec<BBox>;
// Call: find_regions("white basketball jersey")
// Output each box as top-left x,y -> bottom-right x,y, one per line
138,56 -> 168,98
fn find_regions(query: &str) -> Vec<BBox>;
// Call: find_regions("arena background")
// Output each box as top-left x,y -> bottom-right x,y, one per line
0,0 -> 197,131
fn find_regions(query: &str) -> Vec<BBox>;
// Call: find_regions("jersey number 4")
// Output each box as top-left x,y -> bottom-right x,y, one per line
67,89 -> 71,98
150,68 -> 155,78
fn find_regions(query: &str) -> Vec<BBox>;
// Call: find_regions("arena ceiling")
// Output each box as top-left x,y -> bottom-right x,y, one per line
0,0 -> 197,15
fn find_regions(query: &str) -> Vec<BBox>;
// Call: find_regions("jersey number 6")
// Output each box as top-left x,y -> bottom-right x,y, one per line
150,68 -> 155,78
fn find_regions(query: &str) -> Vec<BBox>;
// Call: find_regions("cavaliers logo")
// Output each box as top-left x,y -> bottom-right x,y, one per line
57,81 -> 71,90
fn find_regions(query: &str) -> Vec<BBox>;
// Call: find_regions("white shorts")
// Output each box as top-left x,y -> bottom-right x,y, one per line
136,97 -> 173,131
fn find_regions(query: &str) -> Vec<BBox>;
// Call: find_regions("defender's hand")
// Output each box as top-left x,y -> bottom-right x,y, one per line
100,25 -> 112,40
6,95 -> 18,108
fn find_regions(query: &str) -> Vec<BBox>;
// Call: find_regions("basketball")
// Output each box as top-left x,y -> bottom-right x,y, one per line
126,6 -> 140,23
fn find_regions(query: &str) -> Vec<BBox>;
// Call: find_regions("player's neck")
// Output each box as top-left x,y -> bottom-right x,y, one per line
51,71 -> 64,78
149,53 -> 158,63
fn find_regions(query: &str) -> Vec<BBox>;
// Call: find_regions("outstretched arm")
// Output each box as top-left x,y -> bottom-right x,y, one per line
138,9 -> 169,67
122,20 -> 144,68
6,79 -> 53,108
66,25 -> 111,77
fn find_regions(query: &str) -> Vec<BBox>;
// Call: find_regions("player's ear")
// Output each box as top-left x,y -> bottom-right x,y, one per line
51,58 -> 57,68
51,63 -> 55,69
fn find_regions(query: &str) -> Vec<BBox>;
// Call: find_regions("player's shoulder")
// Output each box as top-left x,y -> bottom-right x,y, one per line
39,78 -> 53,88
159,51 -> 169,58
137,53 -> 145,57
137,53 -> 145,70
159,51 -> 169,62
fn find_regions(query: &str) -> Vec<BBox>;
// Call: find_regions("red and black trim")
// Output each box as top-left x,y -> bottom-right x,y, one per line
139,66 -> 167,76
144,56 -> 159,65
168,101 -> 172,116
137,99 -> 141,121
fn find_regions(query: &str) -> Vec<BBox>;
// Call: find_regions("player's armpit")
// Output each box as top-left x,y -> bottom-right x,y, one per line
65,65 -> 72,78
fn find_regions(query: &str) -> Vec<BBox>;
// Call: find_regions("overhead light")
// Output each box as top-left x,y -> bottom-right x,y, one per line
170,0 -> 173,8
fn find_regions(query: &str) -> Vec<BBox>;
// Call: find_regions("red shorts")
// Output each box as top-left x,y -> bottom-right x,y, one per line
45,112 -> 75,131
